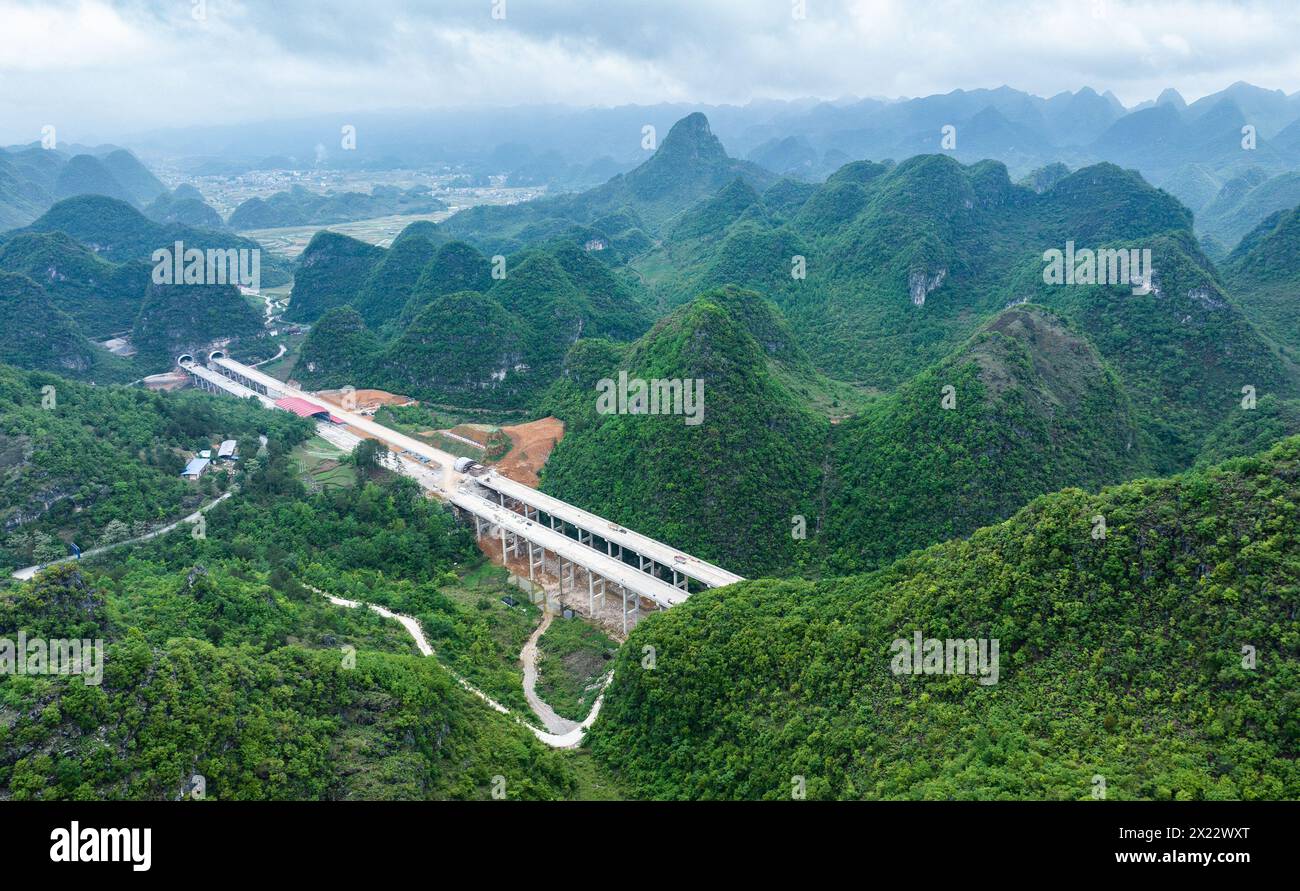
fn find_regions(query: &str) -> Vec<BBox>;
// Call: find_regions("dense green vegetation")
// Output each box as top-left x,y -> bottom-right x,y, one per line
0,231 -> 149,338
540,287 -> 829,576
284,231 -> 385,324
294,306 -> 382,390
590,436 -> 1300,800
144,186 -> 225,230
536,616 -> 617,722
1225,203 -> 1300,358
131,280 -> 266,368
389,239 -> 494,330
0,194 -> 292,380
3,195 -> 291,287
378,289 -> 533,408
293,233 -> 652,410
0,382 -> 582,800
0,272 -> 126,381
0,362 -> 309,573
823,305 -> 1145,573
228,184 -> 445,230
1195,394 -> 1300,467
350,233 -> 441,328
0,567 -> 573,800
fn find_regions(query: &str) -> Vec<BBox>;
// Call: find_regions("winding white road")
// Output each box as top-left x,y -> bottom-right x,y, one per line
318,589 -> 611,749
521,612 -> 581,736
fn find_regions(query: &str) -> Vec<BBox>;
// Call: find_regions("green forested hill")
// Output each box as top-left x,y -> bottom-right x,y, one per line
295,306 -> 383,390
377,290 -> 532,408
2,629 -> 571,800
4,195 -> 291,287
144,187 -> 226,231
0,148 -> 164,232
823,305 -> 1145,573
52,155 -> 134,206
97,150 -> 167,205
391,219 -> 448,248
131,280 -> 266,367
1225,204 -> 1300,358
439,112 -> 777,254
1195,394 -> 1300,467
227,184 -> 446,230
350,233 -> 440,328
0,231 -> 148,338
0,150 -> 53,231
285,230 -> 385,324
488,250 -> 641,368
1023,231 -> 1295,469
1199,171 -> 1300,249
590,435 -> 1300,800
0,220 -> 270,378
293,235 -> 651,410
540,287 -> 829,575
389,240 -> 495,331
0,273 -> 127,381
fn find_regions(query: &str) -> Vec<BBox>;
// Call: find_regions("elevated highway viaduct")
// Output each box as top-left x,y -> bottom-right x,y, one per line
182,352 -> 743,630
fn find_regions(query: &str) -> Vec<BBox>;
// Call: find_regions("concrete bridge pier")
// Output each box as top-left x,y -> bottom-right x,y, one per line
621,584 -> 643,635
527,540 -> 544,581
589,570 -> 606,615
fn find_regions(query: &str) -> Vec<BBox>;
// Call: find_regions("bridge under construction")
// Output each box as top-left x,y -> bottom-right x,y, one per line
178,352 -> 743,632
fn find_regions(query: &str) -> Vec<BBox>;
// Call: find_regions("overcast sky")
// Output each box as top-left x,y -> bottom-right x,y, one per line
2,0 -> 1299,144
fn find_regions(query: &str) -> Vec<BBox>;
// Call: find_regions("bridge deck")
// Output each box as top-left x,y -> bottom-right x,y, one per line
475,470 -> 744,588
445,487 -> 689,609
209,355 -> 289,397
211,356 -> 461,474
203,355 -> 741,593
184,362 -> 277,406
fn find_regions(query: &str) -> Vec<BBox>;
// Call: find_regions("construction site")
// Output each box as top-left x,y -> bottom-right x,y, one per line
179,351 -> 743,638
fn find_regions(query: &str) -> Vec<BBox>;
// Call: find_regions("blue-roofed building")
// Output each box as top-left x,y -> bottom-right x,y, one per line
181,457 -> 211,480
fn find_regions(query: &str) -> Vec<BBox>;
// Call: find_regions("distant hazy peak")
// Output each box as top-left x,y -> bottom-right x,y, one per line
1156,87 -> 1187,109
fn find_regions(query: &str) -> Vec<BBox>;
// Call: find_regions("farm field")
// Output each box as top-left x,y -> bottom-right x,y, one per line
291,435 -> 356,491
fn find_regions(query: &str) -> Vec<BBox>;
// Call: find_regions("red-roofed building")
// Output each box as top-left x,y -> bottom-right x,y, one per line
275,396 -> 343,423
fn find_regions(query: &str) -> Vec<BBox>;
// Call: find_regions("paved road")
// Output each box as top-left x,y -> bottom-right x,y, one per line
477,470 -> 744,589
208,355 -> 743,594
11,492 -> 233,581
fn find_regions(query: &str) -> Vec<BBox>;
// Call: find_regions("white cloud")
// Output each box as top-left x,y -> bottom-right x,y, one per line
0,0 -> 1298,143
